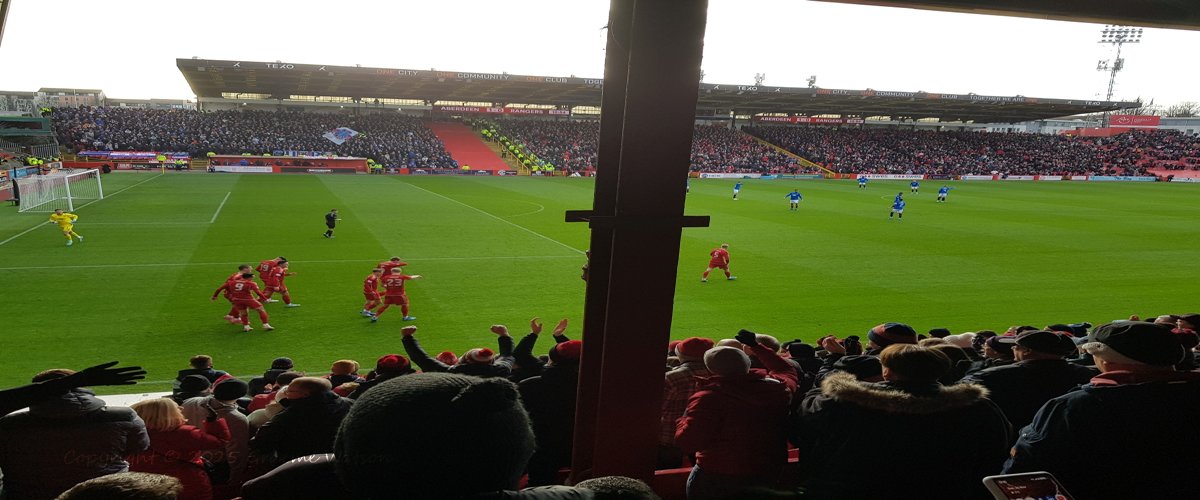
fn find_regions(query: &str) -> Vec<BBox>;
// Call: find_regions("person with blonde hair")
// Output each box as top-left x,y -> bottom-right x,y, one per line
128,398 -> 230,500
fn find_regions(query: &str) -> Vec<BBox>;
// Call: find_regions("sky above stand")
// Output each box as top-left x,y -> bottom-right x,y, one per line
1,0 -> 1196,106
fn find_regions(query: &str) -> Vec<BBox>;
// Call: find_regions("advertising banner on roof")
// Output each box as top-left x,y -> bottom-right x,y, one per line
753,116 -> 864,124
1109,115 -> 1160,128
433,106 -> 569,116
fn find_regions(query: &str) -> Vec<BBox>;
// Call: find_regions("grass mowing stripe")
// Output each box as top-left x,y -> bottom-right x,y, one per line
401,180 -> 585,255
0,254 -> 582,271
0,173 -> 168,246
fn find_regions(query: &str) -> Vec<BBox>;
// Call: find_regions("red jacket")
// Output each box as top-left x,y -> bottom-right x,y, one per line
128,419 -> 230,500
675,345 -> 797,477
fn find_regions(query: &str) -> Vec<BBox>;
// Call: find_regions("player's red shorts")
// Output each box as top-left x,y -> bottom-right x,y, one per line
263,284 -> 288,294
233,298 -> 264,309
364,291 -> 380,301
708,261 -> 728,269
383,294 -> 408,306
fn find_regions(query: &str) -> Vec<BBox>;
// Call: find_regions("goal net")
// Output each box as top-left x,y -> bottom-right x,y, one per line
15,168 -> 105,213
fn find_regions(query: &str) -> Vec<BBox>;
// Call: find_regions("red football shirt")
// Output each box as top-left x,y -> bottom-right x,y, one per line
364,274 -> 381,294
216,279 -> 263,301
266,266 -> 289,285
382,275 -> 414,296
709,248 -> 730,266
379,260 -> 406,275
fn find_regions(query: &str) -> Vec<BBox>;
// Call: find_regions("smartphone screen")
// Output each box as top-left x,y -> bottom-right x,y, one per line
983,472 -> 1073,500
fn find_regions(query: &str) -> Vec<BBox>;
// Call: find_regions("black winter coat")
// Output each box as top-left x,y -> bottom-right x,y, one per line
958,358 -> 1097,431
518,362 -> 579,486
250,391 -> 352,464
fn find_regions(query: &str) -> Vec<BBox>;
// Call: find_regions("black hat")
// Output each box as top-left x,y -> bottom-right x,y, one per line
832,355 -> 882,380
179,374 -> 211,393
1014,330 -> 1078,357
213,379 -> 248,401
270,357 -> 294,370
867,323 -> 918,347
1086,322 -> 1184,366
928,328 -> 952,339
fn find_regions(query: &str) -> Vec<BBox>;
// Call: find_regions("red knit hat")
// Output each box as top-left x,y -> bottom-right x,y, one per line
675,337 -> 715,362
667,340 -> 682,356
462,348 -> 496,365
549,340 -> 583,363
436,351 -> 459,366
376,354 -> 410,374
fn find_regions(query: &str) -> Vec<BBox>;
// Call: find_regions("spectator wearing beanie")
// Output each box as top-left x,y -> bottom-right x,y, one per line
246,385 -> 287,435
783,341 -> 822,376
128,398 -> 231,500
510,317 -> 571,383
325,360 -> 364,388
959,330 -> 1098,431
793,344 -> 1011,499
436,350 -> 459,366
250,377 -> 352,468
675,331 -> 798,500
402,325 -> 516,379
180,378 -> 251,489
248,358 -> 295,396
966,334 -> 1018,374
865,322 -> 918,354
349,354 -> 414,400
1005,322 -> 1200,500
168,375 -> 211,405
518,339 -> 583,486
813,335 -> 867,384
247,371 -> 305,413
659,336 -> 714,468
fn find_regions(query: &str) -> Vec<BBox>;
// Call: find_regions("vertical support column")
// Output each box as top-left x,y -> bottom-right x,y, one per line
570,0 -> 710,483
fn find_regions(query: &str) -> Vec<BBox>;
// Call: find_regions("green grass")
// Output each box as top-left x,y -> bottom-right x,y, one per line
1,173 -> 1197,393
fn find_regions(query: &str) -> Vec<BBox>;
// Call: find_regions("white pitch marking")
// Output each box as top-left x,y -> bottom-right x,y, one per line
211,192 -> 232,223
403,182 -> 584,254
505,201 -> 546,218
0,174 -> 167,247
0,255 -> 581,271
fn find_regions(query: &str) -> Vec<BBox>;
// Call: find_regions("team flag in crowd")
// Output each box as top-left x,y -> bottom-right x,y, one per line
323,127 -> 360,145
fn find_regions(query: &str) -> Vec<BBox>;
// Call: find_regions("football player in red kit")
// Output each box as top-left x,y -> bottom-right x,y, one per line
222,264 -> 253,324
361,268 -> 384,317
701,243 -> 737,282
371,267 -> 422,323
212,273 -> 273,332
261,260 -> 299,307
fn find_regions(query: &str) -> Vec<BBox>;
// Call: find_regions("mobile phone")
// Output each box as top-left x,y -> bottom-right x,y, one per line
981,472 -> 1073,500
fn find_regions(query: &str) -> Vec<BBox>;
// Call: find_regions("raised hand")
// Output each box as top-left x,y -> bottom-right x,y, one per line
401,325 -> 418,337
63,361 -> 147,387
490,325 -> 509,336
530,317 -> 544,335
553,318 -> 569,336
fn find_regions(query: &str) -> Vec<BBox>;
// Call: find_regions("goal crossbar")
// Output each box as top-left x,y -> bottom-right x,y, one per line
15,169 -> 105,213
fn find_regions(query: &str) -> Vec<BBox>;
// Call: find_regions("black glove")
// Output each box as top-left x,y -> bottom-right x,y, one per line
61,361 -> 147,388
736,329 -> 759,347
843,336 -> 863,355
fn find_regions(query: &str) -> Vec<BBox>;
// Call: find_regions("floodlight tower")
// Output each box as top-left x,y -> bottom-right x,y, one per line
1096,25 -> 1143,102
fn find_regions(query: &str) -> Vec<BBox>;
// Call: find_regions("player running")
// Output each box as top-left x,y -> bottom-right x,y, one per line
211,273 -> 273,332
857,175 -> 868,188
786,190 -> 803,211
261,260 -> 299,307
937,185 -> 952,203
732,181 -> 743,200
221,264 -> 253,324
361,268 -> 384,317
323,208 -> 342,238
372,267 -> 422,322
48,209 -> 83,246
889,196 -> 906,221
910,180 -> 920,193
701,243 -> 736,282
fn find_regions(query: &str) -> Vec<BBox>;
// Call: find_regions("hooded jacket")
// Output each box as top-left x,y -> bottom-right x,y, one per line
793,372 -> 1011,500
1005,370 -> 1200,500
0,388 -> 149,500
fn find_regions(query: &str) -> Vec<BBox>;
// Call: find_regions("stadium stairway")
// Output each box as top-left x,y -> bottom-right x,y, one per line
743,130 -> 835,176
427,122 -> 509,171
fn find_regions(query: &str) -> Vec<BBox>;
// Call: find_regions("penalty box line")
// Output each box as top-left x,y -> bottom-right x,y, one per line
0,255 -> 582,272
0,173 -> 167,247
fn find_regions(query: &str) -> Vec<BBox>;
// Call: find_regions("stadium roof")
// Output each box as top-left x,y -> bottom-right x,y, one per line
178,58 -> 1138,123
816,0 -> 1200,32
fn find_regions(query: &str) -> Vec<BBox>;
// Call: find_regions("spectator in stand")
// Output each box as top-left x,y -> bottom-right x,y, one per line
402,324 -> 516,378
324,360 -> 364,388
55,472 -> 183,500
127,398 -> 230,500
248,357 -> 294,396
179,379 -> 251,490
0,363 -> 149,500
675,330 -> 798,500
959,330 -> 1098,431
509,317 -> 571,383
792,344 -> 1011,499
518,338 -> 583,486
246,387 -> 287,435
347,354 -> 415,400
168,375 -> 211,406
658,336 -> 714,468
246,371 -> 305,413
249,377 -> 352,468
1005,322 -> 1200,499
176,355 -> 231,386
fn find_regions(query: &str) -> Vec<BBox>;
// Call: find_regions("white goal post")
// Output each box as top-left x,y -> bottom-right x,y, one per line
15,168 -> 105,213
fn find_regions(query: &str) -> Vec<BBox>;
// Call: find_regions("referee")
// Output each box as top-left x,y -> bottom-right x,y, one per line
323,208 -> 341,238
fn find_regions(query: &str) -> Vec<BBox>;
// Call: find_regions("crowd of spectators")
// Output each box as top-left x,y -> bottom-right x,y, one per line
50,107 -> 457,169
1100,129 -> 1200,171
744,126 -> 1200,176
493,118 -> 600,173
2,312 -> 1198,499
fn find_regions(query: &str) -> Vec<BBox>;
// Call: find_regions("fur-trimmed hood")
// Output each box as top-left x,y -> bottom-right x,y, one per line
820,372 -> 989,415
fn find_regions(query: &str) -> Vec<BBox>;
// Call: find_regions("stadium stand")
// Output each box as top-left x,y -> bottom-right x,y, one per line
425,121 -> 508,171
2,315 -> 1197,499
50,107 -> 457,170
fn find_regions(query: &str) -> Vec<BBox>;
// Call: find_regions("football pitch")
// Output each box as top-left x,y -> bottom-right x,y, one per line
1,172 -> 1197,393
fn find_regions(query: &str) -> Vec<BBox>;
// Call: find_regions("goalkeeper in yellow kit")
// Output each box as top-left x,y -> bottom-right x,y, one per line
49,208 -> 83,246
